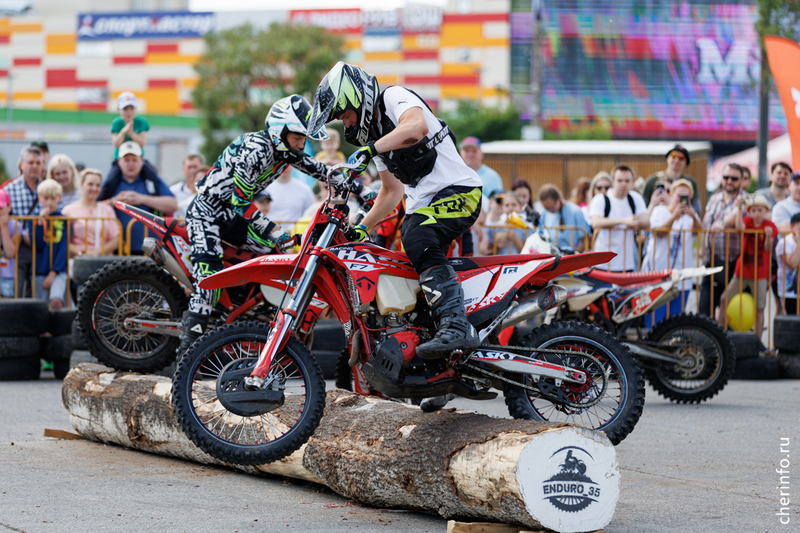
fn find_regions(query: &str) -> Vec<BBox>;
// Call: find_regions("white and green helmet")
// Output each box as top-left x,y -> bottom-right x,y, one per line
266,94 -> 328,152
308,61 -> 379,147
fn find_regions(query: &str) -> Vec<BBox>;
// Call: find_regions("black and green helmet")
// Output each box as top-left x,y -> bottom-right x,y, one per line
308,61 -> 379,147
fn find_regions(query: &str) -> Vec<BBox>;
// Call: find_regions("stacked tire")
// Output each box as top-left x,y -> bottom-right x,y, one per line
0,299 -> 48,381
41,308 -> 77,379
728,331 -> 780,380
773,316 -> 800,379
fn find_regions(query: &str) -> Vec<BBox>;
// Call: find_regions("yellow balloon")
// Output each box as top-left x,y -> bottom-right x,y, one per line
727,292 -> 755,332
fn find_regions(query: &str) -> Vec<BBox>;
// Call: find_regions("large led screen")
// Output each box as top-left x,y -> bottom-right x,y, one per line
511,0 -> 787,140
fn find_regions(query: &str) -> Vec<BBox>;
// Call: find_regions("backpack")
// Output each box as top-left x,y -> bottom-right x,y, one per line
604,193 -> 637,218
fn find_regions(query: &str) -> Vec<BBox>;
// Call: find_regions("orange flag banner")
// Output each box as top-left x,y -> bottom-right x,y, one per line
765,36 -> 800,169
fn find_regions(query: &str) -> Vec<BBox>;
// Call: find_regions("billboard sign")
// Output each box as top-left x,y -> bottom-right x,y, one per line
77,11 -> 215,40
511,0 -> 785,140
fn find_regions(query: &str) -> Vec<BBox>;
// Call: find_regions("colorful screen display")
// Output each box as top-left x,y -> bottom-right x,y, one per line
511,0 -> 787,140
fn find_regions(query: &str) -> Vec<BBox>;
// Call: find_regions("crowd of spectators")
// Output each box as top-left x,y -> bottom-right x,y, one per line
0,94 -> 797,350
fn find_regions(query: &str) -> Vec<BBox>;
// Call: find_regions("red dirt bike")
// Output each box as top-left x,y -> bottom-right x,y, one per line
76,202 -> 325,373
171,163 -> 646,466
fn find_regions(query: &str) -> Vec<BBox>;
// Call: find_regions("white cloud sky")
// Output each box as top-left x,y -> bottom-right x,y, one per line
189,0 -> 448,11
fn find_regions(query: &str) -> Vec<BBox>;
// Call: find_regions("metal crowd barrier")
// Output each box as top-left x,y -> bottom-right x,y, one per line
6,215 -> 124,306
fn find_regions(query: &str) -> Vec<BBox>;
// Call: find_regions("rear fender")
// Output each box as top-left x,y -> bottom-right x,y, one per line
524,252 -> 616,286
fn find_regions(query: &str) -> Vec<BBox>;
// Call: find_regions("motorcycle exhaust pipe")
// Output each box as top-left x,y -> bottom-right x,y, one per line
499,285 -> 567,330
142,237 -> 195,291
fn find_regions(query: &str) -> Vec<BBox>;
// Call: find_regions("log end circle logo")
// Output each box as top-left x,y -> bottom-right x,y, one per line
542,446 -> 600,513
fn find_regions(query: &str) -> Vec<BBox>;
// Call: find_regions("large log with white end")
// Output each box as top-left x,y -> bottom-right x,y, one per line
62,363 -> 619,533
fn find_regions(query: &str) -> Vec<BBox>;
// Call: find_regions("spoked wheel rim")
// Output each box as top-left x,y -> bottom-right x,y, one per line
525,335 -> 627,431
653,326 -> 722,394
188,336 -> 311,448
92,280 -> 176,360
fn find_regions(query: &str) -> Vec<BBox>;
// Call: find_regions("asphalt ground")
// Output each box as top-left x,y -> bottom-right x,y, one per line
1,370 -> 798,533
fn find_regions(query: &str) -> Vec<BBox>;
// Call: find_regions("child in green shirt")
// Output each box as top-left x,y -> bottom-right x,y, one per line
111,92 -> 150,159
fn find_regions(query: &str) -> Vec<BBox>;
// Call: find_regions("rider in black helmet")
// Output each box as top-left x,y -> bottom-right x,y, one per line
308,62 -> 484,371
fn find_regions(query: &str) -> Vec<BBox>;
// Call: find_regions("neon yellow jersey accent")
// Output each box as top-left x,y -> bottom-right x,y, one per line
415,187 -> 482,226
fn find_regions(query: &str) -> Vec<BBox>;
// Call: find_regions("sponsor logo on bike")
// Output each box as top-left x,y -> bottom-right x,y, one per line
542,447 -> 600,513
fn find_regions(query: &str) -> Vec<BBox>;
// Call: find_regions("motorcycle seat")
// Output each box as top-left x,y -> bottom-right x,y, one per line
448,253 -> 553,272
584,268 -> 672,286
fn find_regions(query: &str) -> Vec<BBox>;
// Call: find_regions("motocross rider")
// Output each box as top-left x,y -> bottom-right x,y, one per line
179,94 -> 371,356
307,62 -> 484,364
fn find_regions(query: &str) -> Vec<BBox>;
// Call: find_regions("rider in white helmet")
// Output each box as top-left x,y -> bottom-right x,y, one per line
179,94 -> 336,356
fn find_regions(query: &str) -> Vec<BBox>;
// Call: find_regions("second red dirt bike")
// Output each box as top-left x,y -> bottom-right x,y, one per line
76,201 -> 321,373
170,164 -> 646,467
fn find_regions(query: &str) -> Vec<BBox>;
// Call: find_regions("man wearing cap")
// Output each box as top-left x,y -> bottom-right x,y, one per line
773,172 -> 800,232
756,162 -> 792,209
459,136 -> 504,198
642,144 -> 701,215
100,141 -> 176,254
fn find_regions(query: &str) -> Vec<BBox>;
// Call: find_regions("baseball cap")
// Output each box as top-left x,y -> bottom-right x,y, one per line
117,91 -> 138,110
30,140 -> 49,153
459,136 -> 481,150
666,144 -> 690,165
792,172 -> 800,181
0,189 -> 10,209
117,141 -> 143,159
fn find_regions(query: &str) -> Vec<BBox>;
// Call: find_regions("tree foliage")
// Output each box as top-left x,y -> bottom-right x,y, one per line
192,22 -> 344,163
755,0 -> 800,84
439,100 -> 524,144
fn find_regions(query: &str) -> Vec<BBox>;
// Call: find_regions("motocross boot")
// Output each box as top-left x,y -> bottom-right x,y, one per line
420,394 -> 456,413
415,264 -> 480,361
177,310 -> 209,360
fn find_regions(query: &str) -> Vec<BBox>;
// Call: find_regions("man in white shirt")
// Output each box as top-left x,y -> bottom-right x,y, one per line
265,165 -> 315,231
589,164 -> 650,271
170,154 -> 204,205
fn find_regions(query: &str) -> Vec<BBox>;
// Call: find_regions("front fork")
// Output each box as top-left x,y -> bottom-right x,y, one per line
244,221 -> 339,389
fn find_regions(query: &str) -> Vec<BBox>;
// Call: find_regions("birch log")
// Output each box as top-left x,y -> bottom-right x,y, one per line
62,363 -> 619,533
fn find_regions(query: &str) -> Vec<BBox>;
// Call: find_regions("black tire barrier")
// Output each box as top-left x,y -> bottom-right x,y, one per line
777,352 -> 800,379
0,336 -> 42,359
48,308 -> 77,337
773,315 -> 800,353
0,357 -> 41,381
71,320 -> 86,351
40,335 -> 74,362
732,357 -> 780,380
726,332 -> 761,361
0,299 -> 49,337
311,319 -> 347,353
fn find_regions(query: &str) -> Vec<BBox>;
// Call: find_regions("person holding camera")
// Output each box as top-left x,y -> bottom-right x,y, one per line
641,179 -> 701,323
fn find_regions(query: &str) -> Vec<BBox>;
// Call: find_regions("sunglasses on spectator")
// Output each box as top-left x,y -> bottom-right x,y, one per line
722,175 -> 740,181
669,152 -> 686,161
595,185 -> 610,191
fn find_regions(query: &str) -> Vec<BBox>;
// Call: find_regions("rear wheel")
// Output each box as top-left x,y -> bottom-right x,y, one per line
504,321 -> 645,445
644,313 -> 735,403
77,259 -> 188,373
172,321 -> 326,465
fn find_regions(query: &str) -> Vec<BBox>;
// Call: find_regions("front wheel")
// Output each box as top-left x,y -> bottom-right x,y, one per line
171,321 -> 326,466
644,313 -> 735,404
504,321 -> 645,445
